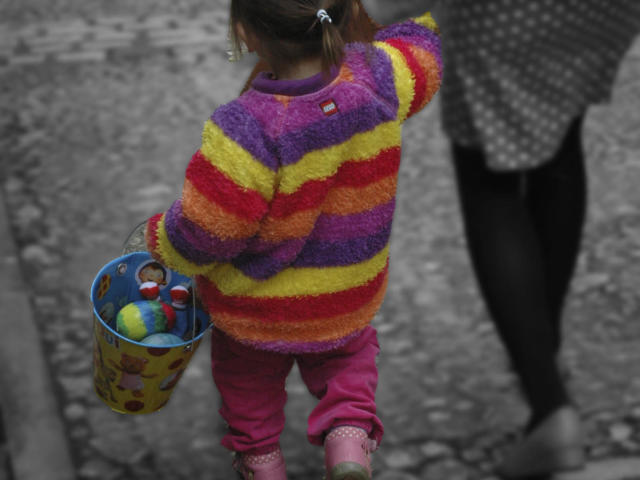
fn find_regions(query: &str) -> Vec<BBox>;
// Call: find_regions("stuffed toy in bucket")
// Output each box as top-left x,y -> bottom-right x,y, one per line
91,252 -> 210,414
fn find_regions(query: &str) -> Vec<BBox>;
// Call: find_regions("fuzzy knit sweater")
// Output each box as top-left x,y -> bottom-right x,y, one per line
146,13 -> 442,354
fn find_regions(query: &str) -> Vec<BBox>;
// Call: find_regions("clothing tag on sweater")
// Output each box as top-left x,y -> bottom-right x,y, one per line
320,99 -> 339,116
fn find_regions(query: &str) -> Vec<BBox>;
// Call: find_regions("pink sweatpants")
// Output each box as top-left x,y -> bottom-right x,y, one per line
210,326 -> 383,454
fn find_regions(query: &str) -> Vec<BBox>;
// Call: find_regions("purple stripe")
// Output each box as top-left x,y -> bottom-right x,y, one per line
246,236 -> 306,262
343,46 -> 376,90
312,200 -> 396,241
293,224 -> 391,268
252,66 -> 339,96
276,72 -> 388,137
244,328 -> 366,354
232,221 -> 391,279
347,43 -> 398,113
231,237 -> 306,280
375,19 -> 436,42
375,21 -> 442,77
231,254 -> 287,280
212,100 -> 279,171
277,100 -> 395,166
165,200 -> 247,264
232,200 -> 395,278
238,92 -> 287,139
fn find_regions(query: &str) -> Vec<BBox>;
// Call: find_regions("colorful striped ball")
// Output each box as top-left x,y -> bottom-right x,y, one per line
116,301 -> 175,342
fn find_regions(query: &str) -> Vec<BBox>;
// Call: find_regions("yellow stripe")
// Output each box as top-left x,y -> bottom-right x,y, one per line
200,120 -> 276,201
278,121 -> 401,194
154,214 -> 218,277
207,245 -> 390,297
375,41 -> 415,122
414,12 -> 439,33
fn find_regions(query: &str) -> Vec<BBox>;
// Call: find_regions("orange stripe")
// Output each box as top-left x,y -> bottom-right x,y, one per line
213,274 -> 387,343
269,147 -> 400,219
274,95 -> 290,108
336,62 -> 354,83
259,208 -> 320,242
187,151 -> 267,222
259,175 -> 398,241
323,176 -> 397,215
182,180 -> 258,240
410,45 -> 441,110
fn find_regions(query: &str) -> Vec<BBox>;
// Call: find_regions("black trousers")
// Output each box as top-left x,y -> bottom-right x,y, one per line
451,116 -> 587,428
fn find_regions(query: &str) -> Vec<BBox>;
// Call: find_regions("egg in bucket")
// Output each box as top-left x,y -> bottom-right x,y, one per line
91,251 -> 210,414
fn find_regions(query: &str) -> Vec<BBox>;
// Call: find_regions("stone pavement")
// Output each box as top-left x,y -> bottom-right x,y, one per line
1,3 -> 640,479
0,183 -> 75,480
0,10 -> 230,67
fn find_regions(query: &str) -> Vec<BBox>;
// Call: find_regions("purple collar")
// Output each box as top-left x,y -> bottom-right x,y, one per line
251,66 -> 340,96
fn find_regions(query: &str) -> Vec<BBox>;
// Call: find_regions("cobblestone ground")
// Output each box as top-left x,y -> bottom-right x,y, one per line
1,2 -> 640,479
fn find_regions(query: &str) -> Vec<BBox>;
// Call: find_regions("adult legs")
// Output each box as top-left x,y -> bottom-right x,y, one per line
451,143 -> 571,428
526,115 -> 587,353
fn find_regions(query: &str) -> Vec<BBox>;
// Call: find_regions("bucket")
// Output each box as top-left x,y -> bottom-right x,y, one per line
91,251 -> 210,414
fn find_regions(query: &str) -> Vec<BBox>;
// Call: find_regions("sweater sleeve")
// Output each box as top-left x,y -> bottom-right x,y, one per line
145,105 -> 276,277
373,12 -> 442,122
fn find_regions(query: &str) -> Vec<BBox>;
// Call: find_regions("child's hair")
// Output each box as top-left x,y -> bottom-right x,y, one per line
230,0 -> 376,75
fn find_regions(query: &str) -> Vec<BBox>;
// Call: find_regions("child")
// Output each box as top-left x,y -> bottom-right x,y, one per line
144,1 -> 441,478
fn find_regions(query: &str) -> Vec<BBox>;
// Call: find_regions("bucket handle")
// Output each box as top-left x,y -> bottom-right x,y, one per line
122,220 -> 148,256
183,279 -> 198,353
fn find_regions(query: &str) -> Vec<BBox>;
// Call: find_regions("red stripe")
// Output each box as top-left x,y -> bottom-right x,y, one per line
197,261 -> 388,323
146,214 -> 162,254
334,147 -> 401,188
270,178 -> 333,219
269,148 -> 400,218
186,151 -> 268,222
386,38 -> 427,118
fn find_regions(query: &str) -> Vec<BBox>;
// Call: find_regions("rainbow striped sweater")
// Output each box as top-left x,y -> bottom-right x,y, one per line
146,13 -> 441,354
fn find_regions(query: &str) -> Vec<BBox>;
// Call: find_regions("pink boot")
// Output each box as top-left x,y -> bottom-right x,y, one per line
324,427 -> 377,480
232,448 -> 287,480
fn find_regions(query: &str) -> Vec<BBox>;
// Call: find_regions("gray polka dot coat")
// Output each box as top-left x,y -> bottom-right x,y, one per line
439,0 -> 640,170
